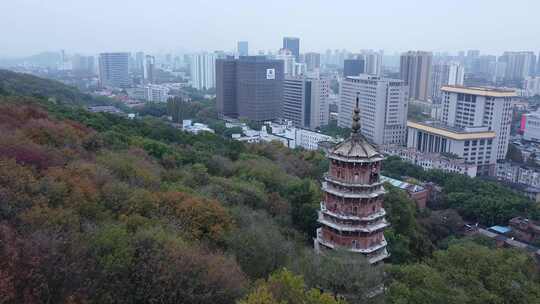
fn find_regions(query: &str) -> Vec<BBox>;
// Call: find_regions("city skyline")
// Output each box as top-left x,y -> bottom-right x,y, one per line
2,0 -> 540,57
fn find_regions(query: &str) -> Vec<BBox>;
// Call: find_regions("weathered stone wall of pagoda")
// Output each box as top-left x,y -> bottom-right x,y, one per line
329,159 -> 381,184
323,194 -> 383,217
320,228 -> 385,248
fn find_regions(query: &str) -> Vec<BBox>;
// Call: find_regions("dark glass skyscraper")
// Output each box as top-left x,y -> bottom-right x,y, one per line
343,59 -> 365,77
283,37 -> 300,61
98,52 -> 130,88
216,56 -> 284,122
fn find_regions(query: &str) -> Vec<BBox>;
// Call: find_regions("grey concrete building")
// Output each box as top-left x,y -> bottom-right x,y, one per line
339,75 -> 408,145
283,76 -> 329,129
98,52 -> 130,88
216,56 -> 284,121
400,51 -> 432,101
304,52 -> 321,72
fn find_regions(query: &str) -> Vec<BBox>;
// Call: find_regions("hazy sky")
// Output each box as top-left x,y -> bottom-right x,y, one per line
2,0 -> 540,57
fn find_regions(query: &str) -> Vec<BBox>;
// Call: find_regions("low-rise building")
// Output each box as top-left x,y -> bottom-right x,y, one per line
523,110 -> 540,142
509,217 -> 540,244
229,120 -> 337,150
380,175 -> 428,209
383,146 -> 478,177
182,120 -> 215,134
407,120 -> 496,175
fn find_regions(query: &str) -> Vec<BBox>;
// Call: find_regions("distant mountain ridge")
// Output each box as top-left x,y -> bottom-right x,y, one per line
0,69 -> 114,107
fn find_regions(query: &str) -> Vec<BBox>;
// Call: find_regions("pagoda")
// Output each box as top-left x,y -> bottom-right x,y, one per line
314,96 -> 389,264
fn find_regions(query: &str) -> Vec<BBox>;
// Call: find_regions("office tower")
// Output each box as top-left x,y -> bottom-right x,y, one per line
304,52 -> 321,72
524,76 -> 540,97
324,49 -> 332,66
343,59 -> 365,77
237,41 -> 249,56
315,101 -> 389,264
439,86 -> 516,174
144,55 -> 155,84
98,52 -> 130,88
283,76 -> 329,129
135,52 -> 145,72
276,48 -> 296,76
361,50 -> 383,75
537,52 -> 540,76
467,50 -> 480,58
283,37 -> 300,61
72,54 -> 95,75
498,51 -> 537,83
339,75 -> 408,145
190,52 -> 216,90
430,62 -> 464,102
294,62 -> 307,76
216,56 -> 284,121
470,55 -> 496,77
400,51 -> 433,101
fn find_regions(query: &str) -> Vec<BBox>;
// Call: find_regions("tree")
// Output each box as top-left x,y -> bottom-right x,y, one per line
386,242 -> 540,304
506,143 -> 524,163
240,269 -> 344,304
295,249 -> 384,303
384,185 -> 433,263
226,207 -> 294,279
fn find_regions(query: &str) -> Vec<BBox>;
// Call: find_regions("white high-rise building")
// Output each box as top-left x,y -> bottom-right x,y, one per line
400,51 -> 433,101
430,62 -> 465,102
283,76 -> 329,129
190,52 -> 216,90
440,86 -> 516,172
276,48 -> 296,76
498,51 -> 537,82
524,77 -> 540,97
339,75 -> 409,145
360,50 -> 383,76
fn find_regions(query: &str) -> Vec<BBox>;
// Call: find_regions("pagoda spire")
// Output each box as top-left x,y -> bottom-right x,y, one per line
351,93 -> 361,141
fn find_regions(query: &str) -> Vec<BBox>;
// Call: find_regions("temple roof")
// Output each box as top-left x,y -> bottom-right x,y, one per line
329,95 -> 383,161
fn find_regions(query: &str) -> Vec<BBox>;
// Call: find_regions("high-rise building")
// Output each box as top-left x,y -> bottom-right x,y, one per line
144,55 -> 155,84
72,54 -> 95,75
439,86 -> 516,174
98,52 -> 130,88
276,48 -> 297,76
304,52 -> 321,72
216,56 -> 284,121
498,51 -> 537,83
237,41 -> 249,56
400,51 -> 433,101
135,52 -> 145,72
343,59 -> 365,78
339,75 -> 408,145
361,50 -> 383,76
283,37 -> 300,61
314,100 -> 390,264
283,76 -> 329,129
537,52 -> 540,76
190,52 -> 216,90
430,62 -> 464,102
